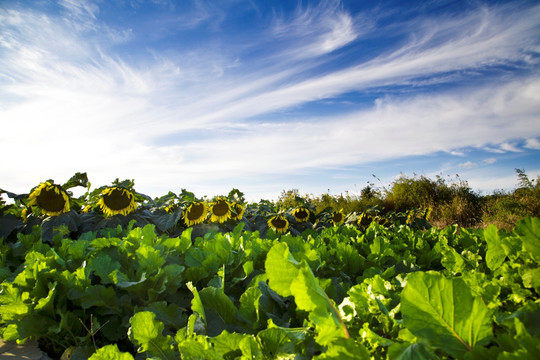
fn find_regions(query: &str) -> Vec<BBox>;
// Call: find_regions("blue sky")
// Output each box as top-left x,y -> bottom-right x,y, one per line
1,0 -> 539,201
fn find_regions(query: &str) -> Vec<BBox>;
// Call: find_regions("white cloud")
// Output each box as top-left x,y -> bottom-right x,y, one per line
466,168 -> 540,194
483,158 -> 497,165
458,161 -> 477,169
1,1 -> 539,199
500,143 -> 523,152
269,0 -> 364,60
524,138 -> 540,150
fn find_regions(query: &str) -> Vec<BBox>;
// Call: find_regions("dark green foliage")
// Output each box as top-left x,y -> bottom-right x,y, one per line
1,217 -> 539,359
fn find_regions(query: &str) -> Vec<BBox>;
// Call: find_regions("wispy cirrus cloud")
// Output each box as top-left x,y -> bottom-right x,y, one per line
0,0 -> 539,198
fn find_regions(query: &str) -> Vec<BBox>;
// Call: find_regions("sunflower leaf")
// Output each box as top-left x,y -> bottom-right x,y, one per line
62,172 -> 89,190
484,224 -> 507,271
514,217 -> 540,263
401,271 -> 493,358
128,311 -> 176,360
89,344 -> 134,360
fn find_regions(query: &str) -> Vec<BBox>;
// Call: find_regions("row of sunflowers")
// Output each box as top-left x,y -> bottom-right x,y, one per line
0,173 -> 432,242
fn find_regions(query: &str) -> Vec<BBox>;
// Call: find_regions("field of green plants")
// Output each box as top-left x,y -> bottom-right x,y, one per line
0,173 -> 539,359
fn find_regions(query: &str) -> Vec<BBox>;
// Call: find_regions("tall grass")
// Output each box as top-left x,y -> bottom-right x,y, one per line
277,169 -> 539,229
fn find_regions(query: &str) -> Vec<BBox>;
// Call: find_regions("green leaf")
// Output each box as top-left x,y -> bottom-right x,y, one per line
175,332 -> 223,360
79,285 -> 119,309
314,338 -> 370,360
199,287 -> 237,324
128,311 -> 176,360
440,242 -> 466,274
484,225 -> 506,271
87,253 -> 121,284
136,245 -> 165,275
266,243 -> 349,346
265,242 -> 300,297
521,267 -> 540,293
62,172 -> 89,190
143,301 -> 187,329
238,286 -> 262,327
89,344 -> 134,360
211,330 -> 246,356
387,341 -> 439,360
187,282 -> 206,335
0,302 -> 31,321
239,335 -> 263,359
514,217 -> 540,263
257,327 -> 295,357
111,270 -> 147,288
401,271 -> 493,358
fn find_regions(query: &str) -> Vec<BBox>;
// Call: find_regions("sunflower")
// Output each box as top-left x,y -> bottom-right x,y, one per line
27,182 -> 70,216
209,197 -> 232,223
164,204 -> 175,214
406,210 -> 415,225
98,187 -> 137,216
183,201 -> 207,226
357,213 -> 372,228
331,210 -> 345,225
423,207 -> 433,221
268,215 -> 289,234
292,207 -> 310,223
231,202 -> 245,221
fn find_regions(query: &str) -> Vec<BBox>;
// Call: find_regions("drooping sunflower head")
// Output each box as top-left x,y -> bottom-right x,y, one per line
424,207 -> 433,221
268,214 -> 289,234
97,187 -> 137,217
331,210 -> 345,225
183,201 -> 207,226
27,182 -> 70,216
357,213 -> 372,228
231,202 -> 245,221
292,207 -> 310,223
210,197 -> 232,223
406,210 -> 415,225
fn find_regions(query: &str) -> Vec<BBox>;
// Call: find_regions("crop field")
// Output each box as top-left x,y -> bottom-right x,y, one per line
0,174 -> 539,359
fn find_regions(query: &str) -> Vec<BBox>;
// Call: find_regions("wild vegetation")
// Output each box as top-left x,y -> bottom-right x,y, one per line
278,169 -> 540,230
0,171 -> 538,359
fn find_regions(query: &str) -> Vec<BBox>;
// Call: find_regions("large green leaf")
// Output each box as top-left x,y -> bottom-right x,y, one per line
199,286 -> 237,324
87,253 -> 121,284
265,243 -> 354,348
264,242 -> 300,297
314,338 -> 370,359
135,245 -> 165,275
401,272 -> 493,358
88,344 -> 134,360
387,342 -> 439,360
514,217 -> 540,263
128,311 -> 176,360
484,224 -> 506,271
62,172 -> 89,190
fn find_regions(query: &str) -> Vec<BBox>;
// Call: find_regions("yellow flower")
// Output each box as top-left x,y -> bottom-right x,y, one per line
164,204 -> 175,213
268,215 -> 289,234
231,202 -> 245,221
331,210 -> 345,225
424,207 -> 433,221
209,197 -> 232,223
183,201 -> 207,226
292,207 -> 310,223
406,210 -> 415,225
21,207 -> 28,222
98,187 -> 137,216
27,182 -> 70,216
